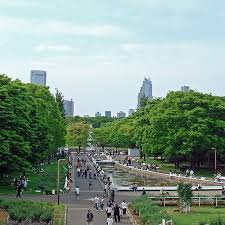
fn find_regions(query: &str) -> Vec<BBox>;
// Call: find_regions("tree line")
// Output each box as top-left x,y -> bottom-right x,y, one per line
0,74 -> 66,175
92,91 -> 225,169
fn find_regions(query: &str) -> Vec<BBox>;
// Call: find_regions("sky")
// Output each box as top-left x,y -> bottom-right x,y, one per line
0,0 -> 225,116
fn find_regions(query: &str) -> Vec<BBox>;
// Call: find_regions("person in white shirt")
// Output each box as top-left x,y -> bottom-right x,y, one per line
75,186 -> 80,200
94,195 -> 100,211
106,204 -> 113,218
107,216 -> 113,225
120,200 -> 128,216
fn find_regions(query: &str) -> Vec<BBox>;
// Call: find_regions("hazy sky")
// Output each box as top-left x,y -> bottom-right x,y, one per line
1,0 -> 225,116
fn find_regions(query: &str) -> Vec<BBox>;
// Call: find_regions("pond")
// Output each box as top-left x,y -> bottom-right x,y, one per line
101,165 -> 180,187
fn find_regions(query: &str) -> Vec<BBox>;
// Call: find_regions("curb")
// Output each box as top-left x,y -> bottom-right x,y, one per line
64,205 -> 68,225
127,208 -> 139,225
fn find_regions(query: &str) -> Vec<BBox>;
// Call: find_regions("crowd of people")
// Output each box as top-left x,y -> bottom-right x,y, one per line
87,196 -> 128,225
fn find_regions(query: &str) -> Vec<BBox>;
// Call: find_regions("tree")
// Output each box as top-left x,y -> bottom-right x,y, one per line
66,122 -> 90,153
135,91 -> 225,169
177,183 -> 193,213
0,74 -> 66,174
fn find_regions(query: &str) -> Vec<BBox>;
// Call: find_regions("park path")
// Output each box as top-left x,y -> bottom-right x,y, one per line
67,152 -> 133,225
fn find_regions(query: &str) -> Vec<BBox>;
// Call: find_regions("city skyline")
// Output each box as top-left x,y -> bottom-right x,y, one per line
1,0 -> 225,115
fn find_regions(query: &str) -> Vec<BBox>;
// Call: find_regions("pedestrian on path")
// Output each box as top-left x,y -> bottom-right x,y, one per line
94,195 -> 100,211
113,203 -> 121,223
100,196 -> 104,211
89,179 -> 92,190
86,209 -> 94,225
107,215 -> 114,225
120,200 -> 128,216
75,186 -> 80,200
106,204 -> 113,218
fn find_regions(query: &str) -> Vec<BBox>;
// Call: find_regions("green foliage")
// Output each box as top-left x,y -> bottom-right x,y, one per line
92,117 -> 136,148
177,183 -> 193,213
132,196 -> 170,225
0,74 -> 66,174
209,216 -> 224,225
66,121 -> 90,150
0,199 -> 54,222
136,91 -> 225,167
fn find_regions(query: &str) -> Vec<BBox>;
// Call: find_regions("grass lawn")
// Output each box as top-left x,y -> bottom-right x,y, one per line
166,207 -> 225,225
0,159 -> 68,196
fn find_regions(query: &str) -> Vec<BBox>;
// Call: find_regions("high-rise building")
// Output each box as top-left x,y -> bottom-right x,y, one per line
105,111 -> 112,118
181,86 -> 190,92
30,70 -> 47,86
95,112 -> 101,117
117,111 -> 126,118
63,99 -> 74,117
137,78 -> 153,108
128,109 -> 135,116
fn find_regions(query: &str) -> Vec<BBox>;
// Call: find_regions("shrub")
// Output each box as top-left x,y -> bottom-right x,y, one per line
131,195 -> 171,225
0,199 -> 54,223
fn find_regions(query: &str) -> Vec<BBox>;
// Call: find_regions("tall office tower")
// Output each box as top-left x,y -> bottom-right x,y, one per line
63,99 -> 74,117
30,70 -> 47,86
117,111 -> 126,118
128,109 -> 135,116
105,111 -> 112,118
137,78 -> 153,108
95,112 -> 101,117
181,86 -> 190,92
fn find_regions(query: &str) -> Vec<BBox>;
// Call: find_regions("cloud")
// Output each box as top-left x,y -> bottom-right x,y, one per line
34,44 -> 78,53
0,0 -> 37,7
0,16 -> 128,38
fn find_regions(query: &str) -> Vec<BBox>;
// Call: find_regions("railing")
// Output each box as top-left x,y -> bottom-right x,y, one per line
149,196 -> 225,207
159,219 -> 173,225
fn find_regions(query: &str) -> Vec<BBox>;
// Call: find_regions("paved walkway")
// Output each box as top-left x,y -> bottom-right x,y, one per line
67,153 -> 133,225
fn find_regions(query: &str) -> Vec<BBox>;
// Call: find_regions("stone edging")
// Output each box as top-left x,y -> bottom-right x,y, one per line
115,162 -> 224,186
64,205 -> 68,225
127,207 -> 140,225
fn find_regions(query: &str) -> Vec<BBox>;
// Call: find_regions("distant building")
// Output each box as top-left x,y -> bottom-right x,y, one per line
105,111 -> 112,118
63,99 -> 74,117
137,77 -> 153,108
117,111 -> 126,118
128,109 -> 135,116
181,86 -> 190,92
95,112 -> 101,117
30,70 -> 47,86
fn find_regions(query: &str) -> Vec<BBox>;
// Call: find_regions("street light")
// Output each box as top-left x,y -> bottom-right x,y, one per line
57,158 -> 66,205
212,148 -> 217,172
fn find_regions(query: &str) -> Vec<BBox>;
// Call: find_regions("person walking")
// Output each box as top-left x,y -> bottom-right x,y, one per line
113,203 -> 121,223
100,196 -> 104,211
107,215 -> 113,225
75,186 -> 80,200
16,180 -> 22,198
86,209 -> 94,225
120,200 -> 128,216
89,179 -> 92,190
94,195 -> 100,211
106,204 -> 113,218
110,190 -> 115,203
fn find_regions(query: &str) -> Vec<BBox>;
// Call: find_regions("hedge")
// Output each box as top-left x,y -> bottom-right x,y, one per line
131,196 -> 170,225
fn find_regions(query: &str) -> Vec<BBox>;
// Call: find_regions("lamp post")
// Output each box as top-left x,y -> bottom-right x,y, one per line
57,158 -> 66,205
212,148 -> 217,172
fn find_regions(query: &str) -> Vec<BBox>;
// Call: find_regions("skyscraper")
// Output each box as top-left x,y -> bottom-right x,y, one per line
137,78 -> 153,108
105,111 -> 112,118
30,70 -> 47,86
117,111 -> 126,118
128,109 -> 135,116
181,86 -> 190,92
95,112 -> 101,117
63,99 -> 74,117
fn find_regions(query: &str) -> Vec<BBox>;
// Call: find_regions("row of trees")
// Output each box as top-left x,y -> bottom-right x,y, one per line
92,91 -> 225,169
0,75 -> 66,175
